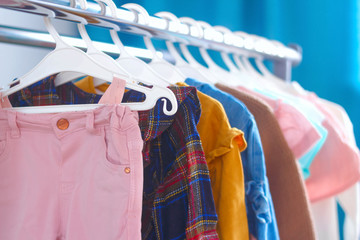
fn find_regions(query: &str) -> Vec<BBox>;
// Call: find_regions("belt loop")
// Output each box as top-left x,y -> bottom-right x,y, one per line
7,111 -> 20,138
114,106 -> 124,128
86,112 -> 99,135
110,110 -> 116,129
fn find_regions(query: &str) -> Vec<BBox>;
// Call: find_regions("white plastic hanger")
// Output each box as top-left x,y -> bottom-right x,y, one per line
212,26 -> 241,73
240,36 -> 327,126
257,39 -> 322,96
178,17 -> 219,84
250,36 -> 306,94
212,25 -> 255,88
196,21 -> 241,86
154,11 -> 212,83
197,21 -> 225,72
93,0 -> 169,87
55,0 -> 136,87
121,4 -> 186,85
232,50 -> 248,72
154,12 -> 187,66
0,1 -> 178,115
232,31 -> 265,85
253,38 -> 329,127
254,37 -> 288,82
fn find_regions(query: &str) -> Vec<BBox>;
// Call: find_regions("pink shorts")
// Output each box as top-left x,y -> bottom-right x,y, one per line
0,105 -> 143,240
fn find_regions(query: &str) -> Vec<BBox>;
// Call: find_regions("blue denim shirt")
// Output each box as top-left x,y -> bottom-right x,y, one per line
186,78 -> 280,240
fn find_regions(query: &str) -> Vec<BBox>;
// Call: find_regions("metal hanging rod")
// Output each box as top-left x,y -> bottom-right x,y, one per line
0,25 -> 164,60
0,0 -> 301,63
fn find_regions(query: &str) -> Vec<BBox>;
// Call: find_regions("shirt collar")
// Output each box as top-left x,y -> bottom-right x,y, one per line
123,85 -> 200,142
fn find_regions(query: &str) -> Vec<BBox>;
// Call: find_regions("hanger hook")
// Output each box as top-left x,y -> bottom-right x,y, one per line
231,31 -> 252,71
155,11 -> 181,33
234,31 -> 258,56
155,11 -> 187,65
155,12 -> 187,45
68,0 -> 76,8
213,25 -> 233,45
197,21 -> 216,41
95,0 -> 117,19
212,25 -> 242,72
94,0 -> 127,54
43,10 -> 69,49
248,35 -> 273,76
121,3 -> 160,60
70,0 -> 99,53
160,99 -> 169,115
121,3 -> 150,26
41,0 -> 81,50
213,25 -> 237,53
195,20 -> 225,71
234,31 -> 258,58
179,17 -> 204,39
176,17 -> 205,66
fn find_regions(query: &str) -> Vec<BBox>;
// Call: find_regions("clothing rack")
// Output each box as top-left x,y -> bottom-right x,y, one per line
0,0 -> 302,81
0,25 -> 165,59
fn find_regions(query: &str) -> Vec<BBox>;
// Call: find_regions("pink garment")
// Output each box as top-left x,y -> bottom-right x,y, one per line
0,77 -> 144,240
303,94 -> 360,202
237,86 -> 321,159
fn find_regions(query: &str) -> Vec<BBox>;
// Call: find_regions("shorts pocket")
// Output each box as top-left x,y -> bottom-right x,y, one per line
101,126 -> 130,173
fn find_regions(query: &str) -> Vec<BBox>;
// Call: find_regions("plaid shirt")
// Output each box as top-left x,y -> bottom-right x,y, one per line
9,75 -> 219,240
9,75 -> 101,106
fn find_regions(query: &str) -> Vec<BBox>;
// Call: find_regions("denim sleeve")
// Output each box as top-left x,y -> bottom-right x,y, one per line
241,118 -> 280,240
184,78 -> 280,239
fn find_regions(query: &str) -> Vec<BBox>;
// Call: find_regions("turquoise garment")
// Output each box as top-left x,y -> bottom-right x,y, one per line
254,88 -> 328,179
299,119 -> 328,179
186,78 -> 280,240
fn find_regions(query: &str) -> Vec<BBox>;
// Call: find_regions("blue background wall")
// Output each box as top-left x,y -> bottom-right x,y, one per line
92,0 -> 360,146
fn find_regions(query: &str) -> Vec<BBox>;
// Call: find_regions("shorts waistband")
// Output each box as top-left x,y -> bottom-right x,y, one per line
0,105 -> 138,138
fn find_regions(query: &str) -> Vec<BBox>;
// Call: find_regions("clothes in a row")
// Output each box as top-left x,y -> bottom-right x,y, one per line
1,74 -> 359,240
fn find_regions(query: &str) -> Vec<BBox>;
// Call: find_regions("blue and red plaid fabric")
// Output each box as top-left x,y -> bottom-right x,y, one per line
8,75 -> 101,106
9,75 -> 219,240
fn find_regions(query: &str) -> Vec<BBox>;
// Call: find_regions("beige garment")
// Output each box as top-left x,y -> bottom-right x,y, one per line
216,83 -> 316,240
